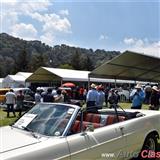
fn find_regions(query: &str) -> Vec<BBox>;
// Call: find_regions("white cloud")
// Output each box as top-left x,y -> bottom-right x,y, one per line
40,32 -> 56,46
99,34 -> 108,40
1,0 -> 52,33
1,11 -> 19,32
59,10 -> 69,16
124,38 -> 135,45
29,12 -> 71,45
30,12 -> 71,33
1,0 -> 18,3
10,23 -> 38,40
1,0 -> 72,46
123,37 -> 160,58
1,0 -> 52,13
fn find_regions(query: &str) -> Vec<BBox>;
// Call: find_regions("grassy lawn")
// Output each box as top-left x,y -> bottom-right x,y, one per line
0,107 -> 18,126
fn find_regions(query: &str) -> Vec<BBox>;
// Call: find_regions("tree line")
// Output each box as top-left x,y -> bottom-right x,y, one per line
0,33 -> 120,77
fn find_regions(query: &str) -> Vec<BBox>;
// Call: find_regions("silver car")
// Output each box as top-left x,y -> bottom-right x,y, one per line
1,103 -> 160,160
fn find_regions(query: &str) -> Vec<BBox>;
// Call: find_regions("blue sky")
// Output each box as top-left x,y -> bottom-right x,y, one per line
1,0 -> 160,57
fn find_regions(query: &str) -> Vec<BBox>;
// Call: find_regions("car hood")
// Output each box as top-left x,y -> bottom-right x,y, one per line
0,126 -> 41,153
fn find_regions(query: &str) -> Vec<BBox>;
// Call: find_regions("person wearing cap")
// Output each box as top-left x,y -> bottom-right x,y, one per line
97,85 -> 105,109
149,86 -> 160,110
144,83 -> 152,104
130,84 -> 145,109
86,83 -> 99,113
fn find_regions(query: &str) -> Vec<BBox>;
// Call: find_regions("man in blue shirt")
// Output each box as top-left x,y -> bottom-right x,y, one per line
97,85 -> 105,109
86,83 -> 99,112
130,84 -> 145,109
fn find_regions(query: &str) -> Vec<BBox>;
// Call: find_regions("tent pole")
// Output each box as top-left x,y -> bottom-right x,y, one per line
88,75 -> 90,91
114,78 -> 117,88
134,80 -> 136,85
61,79 -> 63,86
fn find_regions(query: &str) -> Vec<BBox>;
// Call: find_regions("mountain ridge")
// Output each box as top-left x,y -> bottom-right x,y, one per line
0,33 -> 120,77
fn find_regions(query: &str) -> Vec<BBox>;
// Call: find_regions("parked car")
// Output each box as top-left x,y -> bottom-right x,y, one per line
1,103 -> 160,160
0,88 -> 10,104
13,88 -> 35,111
108,88 -> 130,102
13,88 -> 34,101
117,89 -> 130,102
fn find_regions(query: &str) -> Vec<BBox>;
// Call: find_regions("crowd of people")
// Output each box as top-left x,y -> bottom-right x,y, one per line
4,82 -> 160,117
130,83 -> 160,110
5,89 -> 24,117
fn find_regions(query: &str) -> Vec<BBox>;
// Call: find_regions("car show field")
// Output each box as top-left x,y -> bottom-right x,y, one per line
0,102 -> 160,160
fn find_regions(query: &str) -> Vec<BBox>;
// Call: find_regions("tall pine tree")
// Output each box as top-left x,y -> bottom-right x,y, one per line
70,50 -> 81,70
15,48 -> 29,72
29,53 -> 46,71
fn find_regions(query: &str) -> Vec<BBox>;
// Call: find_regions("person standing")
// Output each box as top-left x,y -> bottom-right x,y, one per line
144,83 -> 152,104
97,85 -> 105,109
43,88 -> 55,102
5,89 -> 16,117
86,83 -> 98,113
108,89 -> 118,108
34,89 -> 41,104
149,86 -> 160,110
54,89 -> 64,103
130,84 -> 145,109
104,86 -> 110,107
16,90 -> 24,116
115,90 -> 120,105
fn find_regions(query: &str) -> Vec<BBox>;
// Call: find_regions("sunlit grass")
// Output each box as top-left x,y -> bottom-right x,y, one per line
0,107 -> 18,126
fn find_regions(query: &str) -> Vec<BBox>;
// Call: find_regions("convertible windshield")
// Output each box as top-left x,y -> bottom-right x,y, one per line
14,103 -> 75,136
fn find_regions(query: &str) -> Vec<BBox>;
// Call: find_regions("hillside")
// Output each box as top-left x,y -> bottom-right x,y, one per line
0,33 -> 120,77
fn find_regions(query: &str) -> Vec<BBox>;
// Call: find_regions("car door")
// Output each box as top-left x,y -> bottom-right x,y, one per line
66,132 -> 91,160
121,118 -> 148,157
67,122 -> 127,160
84,123 -> 127,160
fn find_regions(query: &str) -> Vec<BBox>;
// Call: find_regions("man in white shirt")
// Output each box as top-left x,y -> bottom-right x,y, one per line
5,89 -> 16,117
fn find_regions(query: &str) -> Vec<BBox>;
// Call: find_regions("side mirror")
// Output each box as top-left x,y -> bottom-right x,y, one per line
85,123 -> 94,132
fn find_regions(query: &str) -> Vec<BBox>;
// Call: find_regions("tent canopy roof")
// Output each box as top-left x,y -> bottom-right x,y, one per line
26,67 -> 90,82
90,51 -> 160,82
16,72 -> 32,78
4,75 -> 26,82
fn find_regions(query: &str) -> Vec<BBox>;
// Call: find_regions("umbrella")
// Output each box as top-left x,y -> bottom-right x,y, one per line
62,82 -> 76,87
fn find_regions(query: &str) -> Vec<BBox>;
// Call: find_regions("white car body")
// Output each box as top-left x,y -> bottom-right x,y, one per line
0,103 -> 160,160
118,89 -> 130,102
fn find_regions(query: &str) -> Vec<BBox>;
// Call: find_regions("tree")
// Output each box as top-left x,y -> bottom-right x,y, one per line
81,55 -> 94,71
59,63 -> 73,69
29,53 -> 46,71
70,50 -> 81,70
15,48 -> 29,72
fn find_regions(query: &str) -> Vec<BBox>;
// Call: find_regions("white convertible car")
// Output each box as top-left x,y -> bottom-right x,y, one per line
0,103 -> 160,160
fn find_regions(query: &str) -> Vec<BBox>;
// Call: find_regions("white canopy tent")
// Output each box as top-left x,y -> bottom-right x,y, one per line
26,67 -> 90,83
90,51 -> 160,83
0,78 -> 3,88
26,67 -> 137,86
16,72 -> 32,78
2,72 -> 32,88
